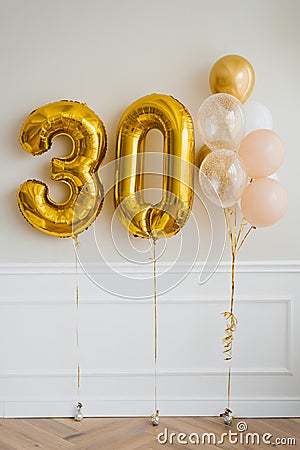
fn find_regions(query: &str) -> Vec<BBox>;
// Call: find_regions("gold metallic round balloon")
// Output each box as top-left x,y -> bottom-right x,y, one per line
197,144 -> 211,168
17,100 -> 107,237
209,55 -> 255,103
114,94 -> 195,240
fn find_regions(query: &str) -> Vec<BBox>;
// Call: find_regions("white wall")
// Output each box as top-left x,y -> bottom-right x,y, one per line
0,0 -> 300,417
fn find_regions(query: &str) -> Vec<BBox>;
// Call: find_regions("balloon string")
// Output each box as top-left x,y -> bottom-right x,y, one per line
230,248 -> 235,315
227,366 -> 231,411
233,205 -> 237,249
236,225 -> 255,253
222,207 -> 255,417
222,209 -> 238,361
153,237 -> 158,415
73,236 -> 81,400
222,208 -> 254,361
223,208 -> 233,247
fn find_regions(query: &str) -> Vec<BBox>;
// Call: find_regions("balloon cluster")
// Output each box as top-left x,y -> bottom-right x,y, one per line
198,55 -> 287,228
199,56 -> 288,425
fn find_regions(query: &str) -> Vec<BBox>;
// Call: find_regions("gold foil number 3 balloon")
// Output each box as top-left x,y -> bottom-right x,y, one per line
17,100 -> 107,237
114,94 -> 194,239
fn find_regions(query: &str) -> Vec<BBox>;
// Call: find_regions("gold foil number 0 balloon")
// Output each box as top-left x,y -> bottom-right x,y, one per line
17,101 -> 107,237
114,94 -> 194,239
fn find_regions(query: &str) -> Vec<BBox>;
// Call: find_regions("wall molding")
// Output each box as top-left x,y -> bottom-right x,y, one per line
0,296 -> 291,305
1,260 -> 300,275
0,367 -> 292,378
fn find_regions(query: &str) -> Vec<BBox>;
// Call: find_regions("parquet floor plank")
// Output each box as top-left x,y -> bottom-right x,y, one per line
0,417 -> 298,449
1,418 -> 73,449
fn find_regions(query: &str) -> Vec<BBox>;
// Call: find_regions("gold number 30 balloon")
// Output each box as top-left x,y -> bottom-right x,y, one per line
17,101 -> 107,237
114,94 -> 194,239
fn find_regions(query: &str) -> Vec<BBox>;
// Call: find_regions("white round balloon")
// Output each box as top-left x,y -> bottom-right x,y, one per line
244,101 -> 273,134
268,172 -> 279,181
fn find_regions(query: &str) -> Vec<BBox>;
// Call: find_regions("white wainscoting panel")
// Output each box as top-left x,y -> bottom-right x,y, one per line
0,262 -> 299,418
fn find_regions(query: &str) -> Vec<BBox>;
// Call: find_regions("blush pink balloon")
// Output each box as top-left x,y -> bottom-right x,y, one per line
241,178 -> 287,227
238,129 -> 284,178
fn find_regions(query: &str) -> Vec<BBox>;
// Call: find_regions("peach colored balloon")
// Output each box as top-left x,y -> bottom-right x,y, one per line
241,178 -> 287,227
238,129 -> 284,178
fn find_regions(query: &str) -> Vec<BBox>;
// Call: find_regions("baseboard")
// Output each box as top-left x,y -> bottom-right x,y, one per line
2,398 -> 300,418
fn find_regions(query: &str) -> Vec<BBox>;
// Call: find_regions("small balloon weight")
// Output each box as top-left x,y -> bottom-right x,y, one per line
244,101 -> 273,134
199,149 -> 247,208
150,410 -> 160,426
74,402 -> 83,422
239,129 -> 285,179
241,178 -> 288,227
220,408 -> 233,426
197,94 -> 245,152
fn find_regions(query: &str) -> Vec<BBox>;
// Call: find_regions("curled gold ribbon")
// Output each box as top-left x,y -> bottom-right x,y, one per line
222,312 -> 238,361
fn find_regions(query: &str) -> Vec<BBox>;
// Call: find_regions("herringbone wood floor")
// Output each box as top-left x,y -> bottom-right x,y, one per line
0,417 -> 299,449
